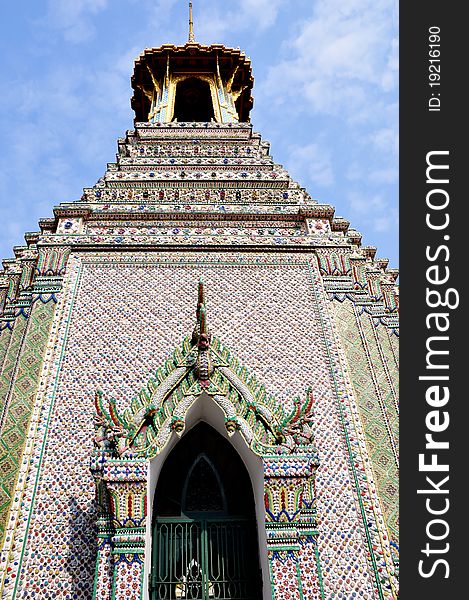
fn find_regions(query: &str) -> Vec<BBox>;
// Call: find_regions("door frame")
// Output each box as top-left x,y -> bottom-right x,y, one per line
144,401 -> 271,600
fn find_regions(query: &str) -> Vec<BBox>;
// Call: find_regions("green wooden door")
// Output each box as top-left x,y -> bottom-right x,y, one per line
151,517 -> 258,600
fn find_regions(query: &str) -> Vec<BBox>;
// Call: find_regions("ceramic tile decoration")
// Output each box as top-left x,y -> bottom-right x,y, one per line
0,35 -> 398,600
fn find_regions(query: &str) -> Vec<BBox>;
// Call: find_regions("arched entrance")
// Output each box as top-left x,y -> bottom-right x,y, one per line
151,422 -> 262,599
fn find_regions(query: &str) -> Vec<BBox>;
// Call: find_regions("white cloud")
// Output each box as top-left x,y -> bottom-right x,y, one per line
287,143 -> 334,187
347,191 -> 398,236
0,43 -> 136,255
195,0 -> 286,41
45,0 -> 109,42
372,215 -> 393,233
346,162 -> 361,181
303,79 -> 368,116
368,168 -> 398,185
144,0 -> 180,43
346,143 -> 398,186
382,37 -> 399,91
363,127 -> 398,184
262,0 -> 398,120
253,0 -> 399,241
369,127 -> 398,156
348,192 -> 386,215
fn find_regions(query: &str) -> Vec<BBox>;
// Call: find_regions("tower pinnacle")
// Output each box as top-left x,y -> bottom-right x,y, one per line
188,2 -> 196,43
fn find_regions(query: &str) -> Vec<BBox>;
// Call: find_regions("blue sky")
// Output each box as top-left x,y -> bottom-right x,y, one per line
0,0 -> 398,267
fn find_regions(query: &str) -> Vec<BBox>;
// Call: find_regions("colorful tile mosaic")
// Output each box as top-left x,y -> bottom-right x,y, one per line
0,298 -> 56,547
327,299 -> 399,544
0,318 -> 29,413
1,251 -> 397,600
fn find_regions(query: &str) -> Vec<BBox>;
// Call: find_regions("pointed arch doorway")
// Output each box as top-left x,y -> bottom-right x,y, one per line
151,422 -> 262,600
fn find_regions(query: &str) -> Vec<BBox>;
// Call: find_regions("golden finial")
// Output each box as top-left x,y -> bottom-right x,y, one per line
188,1 -> 196,43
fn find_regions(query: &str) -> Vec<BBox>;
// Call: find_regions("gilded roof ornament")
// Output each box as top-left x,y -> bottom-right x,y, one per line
188,1 -> 196,43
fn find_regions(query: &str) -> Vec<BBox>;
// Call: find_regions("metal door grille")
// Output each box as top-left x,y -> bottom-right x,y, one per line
151,518 -> 258,600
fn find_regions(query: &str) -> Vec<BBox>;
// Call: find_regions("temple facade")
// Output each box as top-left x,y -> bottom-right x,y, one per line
0,31 -> 399,600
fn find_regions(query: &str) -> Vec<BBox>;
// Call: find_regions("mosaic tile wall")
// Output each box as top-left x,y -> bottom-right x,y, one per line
0,300 -> 57,546
327,299 -> 399,544
0,329 -> 13,373
0,318 -> 29,419
0,252 -> 396,600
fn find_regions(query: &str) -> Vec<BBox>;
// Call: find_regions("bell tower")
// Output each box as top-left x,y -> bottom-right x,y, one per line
131,6 -> 253,126
0,5 -> 399,600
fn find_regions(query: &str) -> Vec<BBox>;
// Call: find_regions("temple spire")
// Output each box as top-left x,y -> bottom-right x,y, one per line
188,2 -> 196,43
